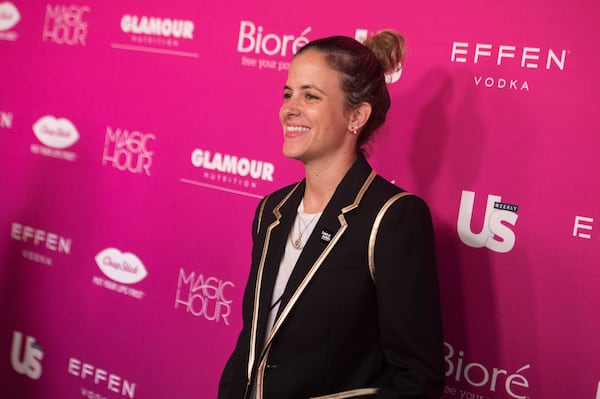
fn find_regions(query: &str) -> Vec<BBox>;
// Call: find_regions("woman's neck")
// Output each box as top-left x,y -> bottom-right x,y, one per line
302,152 -> 357,214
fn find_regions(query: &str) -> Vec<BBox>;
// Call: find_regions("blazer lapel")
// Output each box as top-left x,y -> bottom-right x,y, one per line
253,181 -> 304,351
268,155 -> 376,343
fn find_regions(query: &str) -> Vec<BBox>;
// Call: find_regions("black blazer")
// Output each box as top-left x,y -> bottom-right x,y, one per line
219,155 -> 444,399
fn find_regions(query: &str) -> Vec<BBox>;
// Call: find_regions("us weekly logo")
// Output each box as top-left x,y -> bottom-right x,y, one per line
11,331 -> 44,380
457,190 -> 519,253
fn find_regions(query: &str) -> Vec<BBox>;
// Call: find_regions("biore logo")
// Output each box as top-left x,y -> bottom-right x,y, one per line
42,4 -> 90,46
237,20 -> 310,72
33,115 -> 80,149
237,20 -> 310,56
445,342 -> 530,399
68,357 -> 136,399
457,190 -> 519,253
355,29 -> 402,84
175,268 -> 233,325
191,148 -> 274,182
0,2 -> 19,38
1,111 -> 13,128
11,331 -> 44,380
121,15 -> 194,39
95,248 -> 148,285
102,126 -> 155,176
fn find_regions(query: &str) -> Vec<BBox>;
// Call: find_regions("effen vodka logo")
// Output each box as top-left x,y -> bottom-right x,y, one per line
457,190 -> 519,253
11,331 -> 44,380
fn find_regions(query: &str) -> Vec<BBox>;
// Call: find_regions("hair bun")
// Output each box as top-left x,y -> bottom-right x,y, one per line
364,30 -> 406,74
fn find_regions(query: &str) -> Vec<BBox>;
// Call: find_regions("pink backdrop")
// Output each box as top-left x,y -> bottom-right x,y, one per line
1,1 -> 599,398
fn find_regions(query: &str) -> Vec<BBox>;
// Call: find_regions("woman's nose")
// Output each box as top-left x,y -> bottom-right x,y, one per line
281,96 -> 300,118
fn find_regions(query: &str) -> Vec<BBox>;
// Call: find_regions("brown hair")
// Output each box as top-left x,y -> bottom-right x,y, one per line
296,30 -> 406,153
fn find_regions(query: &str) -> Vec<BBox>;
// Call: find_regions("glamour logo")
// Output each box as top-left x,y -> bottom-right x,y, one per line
445,342 -> 530,399
102,126 -> 155,176
457,190 -> 519,253
1,110 -> 13,128
355,29 -> 402,84
121,15 -> 194,39
11,331 -> 44,380
0,2 -> 19,41
191,148 -> 274,182
32,115 -> 79,149
175,268 -> 234,325
43,4 -> 90,46
68,357 -> 136,399
237,20 -> 311,72
95,248 -> 148,285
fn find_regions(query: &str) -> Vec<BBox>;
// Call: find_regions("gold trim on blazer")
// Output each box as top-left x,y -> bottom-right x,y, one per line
254,170 -> 377,399
368,192 -> 413,283
256,194 -> 270,234
247,183 -> 301,385
310,387 -> 380,398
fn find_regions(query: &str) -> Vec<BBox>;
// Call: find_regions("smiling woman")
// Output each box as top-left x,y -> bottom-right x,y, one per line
219,30 -> 444,399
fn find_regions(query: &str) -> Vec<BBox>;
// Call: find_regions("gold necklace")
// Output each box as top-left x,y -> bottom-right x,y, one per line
291,212 -> 319,250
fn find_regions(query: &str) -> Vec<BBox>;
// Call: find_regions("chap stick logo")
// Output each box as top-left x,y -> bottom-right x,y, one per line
30,115 -> 79,161
11,331 -> 44,380
43,4 -> 90,46
457,190 -> 519,253
33,115 -> 80,149
0,2 -> 20,31
95,248 -> 148,285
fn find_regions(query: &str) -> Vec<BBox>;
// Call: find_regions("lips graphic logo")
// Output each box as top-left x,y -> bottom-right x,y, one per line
32,116 -> 80,149
0,2 -> 20,31
95,248 -> 148,285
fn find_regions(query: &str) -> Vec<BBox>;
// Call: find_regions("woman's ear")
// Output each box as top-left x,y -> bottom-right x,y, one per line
348,102 -> 372,133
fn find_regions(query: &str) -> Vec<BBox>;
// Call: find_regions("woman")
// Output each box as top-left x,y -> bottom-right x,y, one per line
219,30 -> 444,399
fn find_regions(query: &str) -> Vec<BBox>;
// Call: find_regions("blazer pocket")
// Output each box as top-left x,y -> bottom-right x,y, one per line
321,255 -> 365,272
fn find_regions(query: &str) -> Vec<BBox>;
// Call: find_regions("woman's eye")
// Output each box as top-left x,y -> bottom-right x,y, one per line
306,93 -> 319,100
283,92 -> 292,99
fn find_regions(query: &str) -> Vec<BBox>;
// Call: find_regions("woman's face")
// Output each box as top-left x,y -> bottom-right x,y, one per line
279,49 -> 355,164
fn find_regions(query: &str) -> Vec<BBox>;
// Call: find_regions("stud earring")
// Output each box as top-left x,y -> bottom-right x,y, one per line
352,126 -> 358,135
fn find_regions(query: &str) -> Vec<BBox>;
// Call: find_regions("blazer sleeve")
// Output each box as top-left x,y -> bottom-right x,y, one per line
372,194 -> 444,399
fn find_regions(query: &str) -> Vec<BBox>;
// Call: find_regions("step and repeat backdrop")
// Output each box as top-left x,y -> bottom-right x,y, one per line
1,0 -> 598,398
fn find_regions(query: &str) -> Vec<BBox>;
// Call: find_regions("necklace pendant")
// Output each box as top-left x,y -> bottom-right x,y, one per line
292,237 -> 303,250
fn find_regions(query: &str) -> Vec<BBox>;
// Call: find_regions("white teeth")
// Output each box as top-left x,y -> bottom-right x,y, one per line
286,126 -> 310,132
